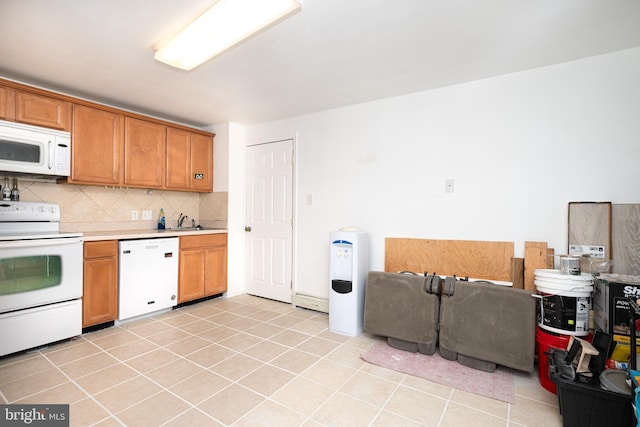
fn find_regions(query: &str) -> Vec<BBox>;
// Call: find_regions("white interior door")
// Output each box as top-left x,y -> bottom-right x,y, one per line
245,140 -> 293,303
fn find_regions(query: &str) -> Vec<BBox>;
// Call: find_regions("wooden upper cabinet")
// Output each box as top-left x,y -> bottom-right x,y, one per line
124,117 -> 166,188
0,86 -> 16,120
0,79 -> 214,192
16,90 -> 71,131
191,132 -> 213,192
166,127 -> 191,189
71,105 -> 123,185
166,127 -> 213,192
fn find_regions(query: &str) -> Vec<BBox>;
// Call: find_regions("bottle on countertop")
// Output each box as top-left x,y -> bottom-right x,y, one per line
158,208 -> 166,230
10,178 -> 19,201
2,178 -> 11,201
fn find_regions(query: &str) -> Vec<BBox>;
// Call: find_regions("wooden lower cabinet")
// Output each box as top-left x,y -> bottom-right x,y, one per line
83,240 -> 118,327
179,234 -> 227,303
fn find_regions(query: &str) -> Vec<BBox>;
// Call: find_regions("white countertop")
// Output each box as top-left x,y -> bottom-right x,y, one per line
82,228 -> 227,241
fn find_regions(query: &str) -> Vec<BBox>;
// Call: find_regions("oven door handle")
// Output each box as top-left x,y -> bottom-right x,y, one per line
0,237 -> 83,249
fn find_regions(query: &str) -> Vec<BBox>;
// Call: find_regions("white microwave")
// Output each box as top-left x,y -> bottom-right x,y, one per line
0,120 -> 71,177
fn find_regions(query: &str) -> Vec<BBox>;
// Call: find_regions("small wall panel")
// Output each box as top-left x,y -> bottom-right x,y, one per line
612,204 -> 640,275
385,238 -> 514,282
568,202 -> 612,258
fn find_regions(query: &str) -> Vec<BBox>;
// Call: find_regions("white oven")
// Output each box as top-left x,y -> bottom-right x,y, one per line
0,201 -> 83,356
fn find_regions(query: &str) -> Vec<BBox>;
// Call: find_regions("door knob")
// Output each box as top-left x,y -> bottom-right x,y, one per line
245,226 -> 252,232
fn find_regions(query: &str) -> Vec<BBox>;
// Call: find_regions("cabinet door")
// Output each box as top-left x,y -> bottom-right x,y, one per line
178,249 -> 206,303
83,241 -> 119,327
0,86 -> 15,120
191,133 -> 213,192
71,105 -> 123,185
16,91 -> 71,131
124,118 -> 165,188
205,245 -> 227,296
166,127 -> 191,189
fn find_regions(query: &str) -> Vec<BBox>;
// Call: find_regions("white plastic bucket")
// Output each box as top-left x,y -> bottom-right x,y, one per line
534,269 -> 593,336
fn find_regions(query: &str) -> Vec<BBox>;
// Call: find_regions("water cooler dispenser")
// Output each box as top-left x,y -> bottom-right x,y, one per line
329,229 -> 369,336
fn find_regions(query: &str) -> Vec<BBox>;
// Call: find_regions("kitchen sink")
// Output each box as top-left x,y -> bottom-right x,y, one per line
157,226 -> 224,233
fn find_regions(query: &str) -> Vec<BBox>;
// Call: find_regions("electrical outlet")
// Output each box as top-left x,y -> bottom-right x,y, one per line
306,194 -> 313,206
131,210 -> 139,220
142,210 -> 152,220
445,179 -> 455,193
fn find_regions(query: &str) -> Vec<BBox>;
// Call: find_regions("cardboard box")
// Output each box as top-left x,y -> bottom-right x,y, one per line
593,274 -> 640,344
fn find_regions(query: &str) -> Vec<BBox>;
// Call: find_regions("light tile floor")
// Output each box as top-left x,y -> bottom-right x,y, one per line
0,294 -> 563,426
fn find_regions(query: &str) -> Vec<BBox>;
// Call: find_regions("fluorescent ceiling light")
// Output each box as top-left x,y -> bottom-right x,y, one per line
155,0 -> 302,71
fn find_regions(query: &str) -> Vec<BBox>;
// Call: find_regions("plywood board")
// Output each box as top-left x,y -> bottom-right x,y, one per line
524,241 -> 551,291
511,258 -> 524,289
385,238 -> 514,282
612,204 -> 640,275
568,202 -> 612,258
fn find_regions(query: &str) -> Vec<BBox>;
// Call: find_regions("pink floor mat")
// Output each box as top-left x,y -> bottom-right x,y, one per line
361,340 -> 515,404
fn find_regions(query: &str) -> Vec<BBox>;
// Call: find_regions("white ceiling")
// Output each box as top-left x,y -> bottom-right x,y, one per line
1,0 -> 640,128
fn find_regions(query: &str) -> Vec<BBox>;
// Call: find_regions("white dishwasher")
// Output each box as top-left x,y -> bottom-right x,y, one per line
118,237 -> 179,320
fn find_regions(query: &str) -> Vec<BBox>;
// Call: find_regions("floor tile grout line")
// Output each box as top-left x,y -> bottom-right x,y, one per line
168,300 -> 470,422
104,300 -> 334,424
37,347 -> 129,427
80,329 -> 228,426
221,304 -> 375,425
48,327 -> 218,424
1,295 -> 560,426
365,370 -> 408,426
179,300 -> 337,425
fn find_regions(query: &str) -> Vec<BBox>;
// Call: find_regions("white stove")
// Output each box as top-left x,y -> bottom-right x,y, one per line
0,201 -> 84,356
0,201 -> 82,240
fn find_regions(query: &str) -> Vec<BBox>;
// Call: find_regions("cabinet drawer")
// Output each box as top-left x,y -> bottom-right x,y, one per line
180,233 -> 227,250
84,240 -> 118,259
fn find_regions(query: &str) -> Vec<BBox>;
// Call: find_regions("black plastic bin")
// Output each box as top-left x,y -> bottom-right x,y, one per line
549,349 -> 634,427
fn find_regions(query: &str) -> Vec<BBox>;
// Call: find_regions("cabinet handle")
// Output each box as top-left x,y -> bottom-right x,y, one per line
245,226 -> 252,232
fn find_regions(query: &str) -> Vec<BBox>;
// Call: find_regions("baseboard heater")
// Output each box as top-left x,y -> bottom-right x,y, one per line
294,293 -> 329,313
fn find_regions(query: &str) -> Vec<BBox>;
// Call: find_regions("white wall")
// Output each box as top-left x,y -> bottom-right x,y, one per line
229,47 -> 640,300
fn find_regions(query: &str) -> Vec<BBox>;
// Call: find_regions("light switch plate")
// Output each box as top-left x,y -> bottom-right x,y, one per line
445,179 -> 455,193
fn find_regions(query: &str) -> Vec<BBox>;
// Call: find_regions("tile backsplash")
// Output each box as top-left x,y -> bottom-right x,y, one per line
10,179 -> 228,232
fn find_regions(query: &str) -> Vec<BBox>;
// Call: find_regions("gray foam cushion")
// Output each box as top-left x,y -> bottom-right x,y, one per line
364,271 -> 439,355
438,280 -> 536,372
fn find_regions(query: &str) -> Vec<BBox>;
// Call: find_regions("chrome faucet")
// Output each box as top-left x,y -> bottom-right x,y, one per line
177,213 -> 188,228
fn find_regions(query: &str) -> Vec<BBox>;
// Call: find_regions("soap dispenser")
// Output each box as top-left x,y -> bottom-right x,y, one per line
158,208 -> 166,230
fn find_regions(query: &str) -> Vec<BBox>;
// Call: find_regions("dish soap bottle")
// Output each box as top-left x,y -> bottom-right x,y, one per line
158,208 -> 166,230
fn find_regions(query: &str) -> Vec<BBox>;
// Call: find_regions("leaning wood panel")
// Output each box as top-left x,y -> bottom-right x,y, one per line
568,202 -> 612,259
524,242 -> 549,291
612,204 -> 640,275
511,258 -> 525,289
385,238 -> 514,282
